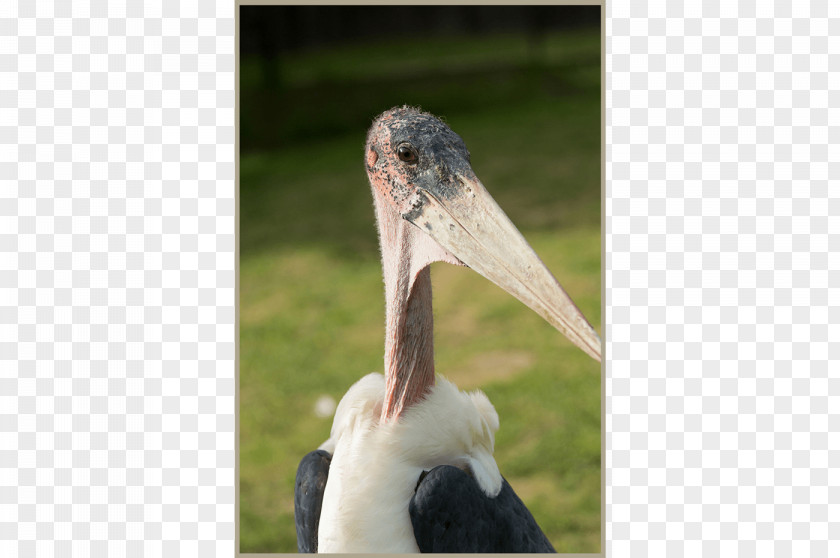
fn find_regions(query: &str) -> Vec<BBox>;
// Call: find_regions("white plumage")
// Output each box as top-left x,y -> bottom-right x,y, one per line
317,373 -> 503,553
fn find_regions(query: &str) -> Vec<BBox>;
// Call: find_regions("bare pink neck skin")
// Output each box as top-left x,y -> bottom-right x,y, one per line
382,264 -> 435,421
373,195 -> 461,422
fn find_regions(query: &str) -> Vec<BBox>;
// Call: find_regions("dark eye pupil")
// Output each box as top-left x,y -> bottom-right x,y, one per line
398,146 -> 415,162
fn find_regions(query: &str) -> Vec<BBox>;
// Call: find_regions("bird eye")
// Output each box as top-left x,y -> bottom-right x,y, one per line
397,144 -> 417,163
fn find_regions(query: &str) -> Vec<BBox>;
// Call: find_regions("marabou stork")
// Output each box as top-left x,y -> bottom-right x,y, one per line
294,106 -> 601,553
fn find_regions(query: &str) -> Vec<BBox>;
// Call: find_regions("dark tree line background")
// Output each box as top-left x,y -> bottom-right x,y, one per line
241,6 -> 599,57
239,5 -> 600,152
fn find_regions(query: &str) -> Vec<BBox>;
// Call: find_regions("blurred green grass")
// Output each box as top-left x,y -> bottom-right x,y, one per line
240,28 -> 600,553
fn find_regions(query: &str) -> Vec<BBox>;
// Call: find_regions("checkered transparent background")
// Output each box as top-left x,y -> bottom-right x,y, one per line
1,1 -> 838,556
607,2 -> 839,557
0,1 -> 235,557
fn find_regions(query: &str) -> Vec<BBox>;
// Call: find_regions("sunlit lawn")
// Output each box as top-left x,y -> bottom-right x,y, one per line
240,29 -> 600,553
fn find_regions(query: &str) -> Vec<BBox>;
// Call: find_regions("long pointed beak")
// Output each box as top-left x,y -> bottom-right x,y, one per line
408,174 -> 602,362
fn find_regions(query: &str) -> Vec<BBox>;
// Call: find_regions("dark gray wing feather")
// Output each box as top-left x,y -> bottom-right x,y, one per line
409,465 -> 556,553
294,449 -> 332,553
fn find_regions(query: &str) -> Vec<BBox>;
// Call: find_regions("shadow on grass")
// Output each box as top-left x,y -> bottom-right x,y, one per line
240,29 -> 601,262
242,56 -> 599,151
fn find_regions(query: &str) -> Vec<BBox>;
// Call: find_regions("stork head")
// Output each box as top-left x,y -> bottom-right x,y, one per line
365,106 -> 601,362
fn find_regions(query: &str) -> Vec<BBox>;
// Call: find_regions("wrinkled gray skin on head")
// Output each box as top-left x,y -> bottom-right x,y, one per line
366,106 -> 476,221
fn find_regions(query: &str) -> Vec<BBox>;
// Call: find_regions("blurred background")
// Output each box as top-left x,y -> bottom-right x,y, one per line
239,5 -> 601,553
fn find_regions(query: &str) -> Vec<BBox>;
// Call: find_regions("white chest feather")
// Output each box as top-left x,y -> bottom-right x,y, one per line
316,373 -> 503,553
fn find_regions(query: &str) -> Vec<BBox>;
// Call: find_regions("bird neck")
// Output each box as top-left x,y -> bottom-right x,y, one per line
382,265 -> 435,422
376,202 -> 437,422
